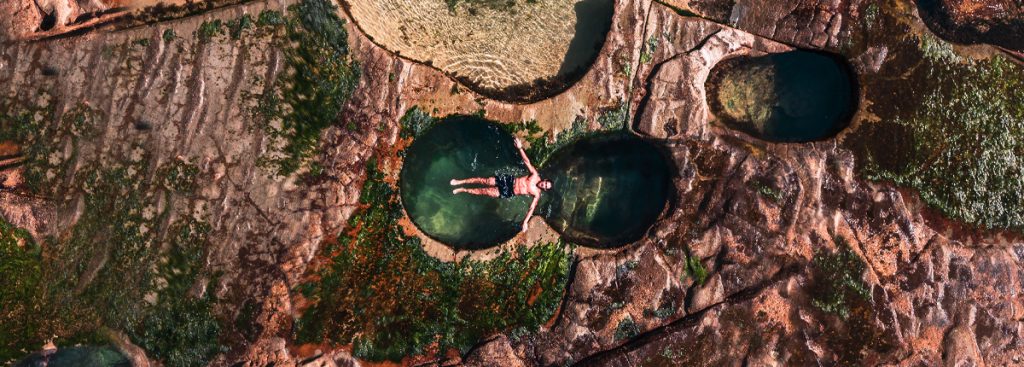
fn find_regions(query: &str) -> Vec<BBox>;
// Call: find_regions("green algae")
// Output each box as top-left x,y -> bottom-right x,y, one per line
613,316 -> 640,341
295,162 -> 571,361
163,29 -> 177,42
807,240 -> 894,363
226,14 -> 254,40
250,0 -> 360,176
640,34 -> 659,64
0,103 -> 222,364
0,97 -> 99,196
684,255 -> 708,285
840,0 -> 1024,233
0,217 -> 42,362
809,243 -> 869,319
196,20 -> 225,42
0,161 -> 224,366
159,160 -> 200,193
850,46 -> 1024,231
130,219 -> 222,367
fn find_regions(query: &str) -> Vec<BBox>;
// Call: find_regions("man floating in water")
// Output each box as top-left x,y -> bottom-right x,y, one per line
451,137 -> 553,232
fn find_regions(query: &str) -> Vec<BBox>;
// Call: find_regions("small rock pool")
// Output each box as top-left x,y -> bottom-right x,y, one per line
706,50 -> 857,142
15,346 -> 130,367
400,116 -> 671,250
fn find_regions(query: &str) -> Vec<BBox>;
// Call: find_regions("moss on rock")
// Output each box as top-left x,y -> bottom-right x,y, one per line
295,162 -> 571,361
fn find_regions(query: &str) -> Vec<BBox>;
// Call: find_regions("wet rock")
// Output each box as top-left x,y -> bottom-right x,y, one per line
463,336 -> 528,367
662,0 -> 856,49
1,0 -> 1023,366
917,0 -> 1024,51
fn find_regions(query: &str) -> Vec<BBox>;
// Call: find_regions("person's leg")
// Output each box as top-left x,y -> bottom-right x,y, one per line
453,187 -> 501,197
450,177 -> 496,186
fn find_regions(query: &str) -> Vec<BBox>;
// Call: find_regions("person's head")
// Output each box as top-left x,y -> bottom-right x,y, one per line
539,180 -> 553,191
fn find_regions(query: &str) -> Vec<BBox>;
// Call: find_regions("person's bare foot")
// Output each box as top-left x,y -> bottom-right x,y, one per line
453,188 -> 464,194
450,179 -> 459,185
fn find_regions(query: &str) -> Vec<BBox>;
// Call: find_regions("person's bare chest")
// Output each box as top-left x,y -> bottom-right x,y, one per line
513,176 -> 533,196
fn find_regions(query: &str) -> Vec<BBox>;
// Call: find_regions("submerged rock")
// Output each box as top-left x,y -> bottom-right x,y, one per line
538,134 -> 671,248
706,50 -> 856,142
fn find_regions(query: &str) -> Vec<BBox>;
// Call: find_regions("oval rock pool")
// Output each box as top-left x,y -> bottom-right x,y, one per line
706,50 -> 857,142
400,116 -> 671,250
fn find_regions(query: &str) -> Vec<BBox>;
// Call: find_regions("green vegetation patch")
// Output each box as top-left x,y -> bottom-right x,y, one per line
295,162 -> 572,361
249,0 -> 361,176
851,51 -> 1024,231
197,19 -> 225,42
613,315 -> 640,341
0,97 -> 99,196
806,239 -> 893,363
132,220 -> 222,367
809,242 -> 870,319
684,255 -> 708,285
843,2 -> 1024,232
0,154 -> 223,365
0,217 -> 42,362
639,34 -> 659,64
159,159 -> 200,193
226,14 -> 254,40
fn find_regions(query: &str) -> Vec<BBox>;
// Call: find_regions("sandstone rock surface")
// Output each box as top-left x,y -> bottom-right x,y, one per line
1,0 -> 1022,366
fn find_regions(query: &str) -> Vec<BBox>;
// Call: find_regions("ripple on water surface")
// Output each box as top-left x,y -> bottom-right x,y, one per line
343,0 -> 614,101
401,117 -> 671,250
706,50 -> 856,142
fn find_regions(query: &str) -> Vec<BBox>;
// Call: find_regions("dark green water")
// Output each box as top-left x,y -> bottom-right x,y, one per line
400,117 -> 671,250
400,116 -> 531,249
706,51 -> 856,142
15,346 -> 130,367
538,134 -> 671,248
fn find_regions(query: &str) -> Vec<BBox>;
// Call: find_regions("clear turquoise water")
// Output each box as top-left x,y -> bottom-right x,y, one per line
400,117 -> 671,250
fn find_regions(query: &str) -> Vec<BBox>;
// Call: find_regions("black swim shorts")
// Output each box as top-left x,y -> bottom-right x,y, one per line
495,174 -> 515,199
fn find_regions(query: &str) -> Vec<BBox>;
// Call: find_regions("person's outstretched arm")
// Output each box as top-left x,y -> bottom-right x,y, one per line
514,137 -> 538,175
523,194 -> 540,232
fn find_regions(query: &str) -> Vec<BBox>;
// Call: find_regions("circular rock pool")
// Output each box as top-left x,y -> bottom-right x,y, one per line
400,116 -> 531,250
538,134 -> 672,248
706,50 -> 856,142
343,0 -> 615,102
400,117 -> 671,250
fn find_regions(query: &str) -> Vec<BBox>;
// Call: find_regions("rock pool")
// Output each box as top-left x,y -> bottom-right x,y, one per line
15,346 -> 130,367
706,50 -> 856,142
401,117 -> 671,250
